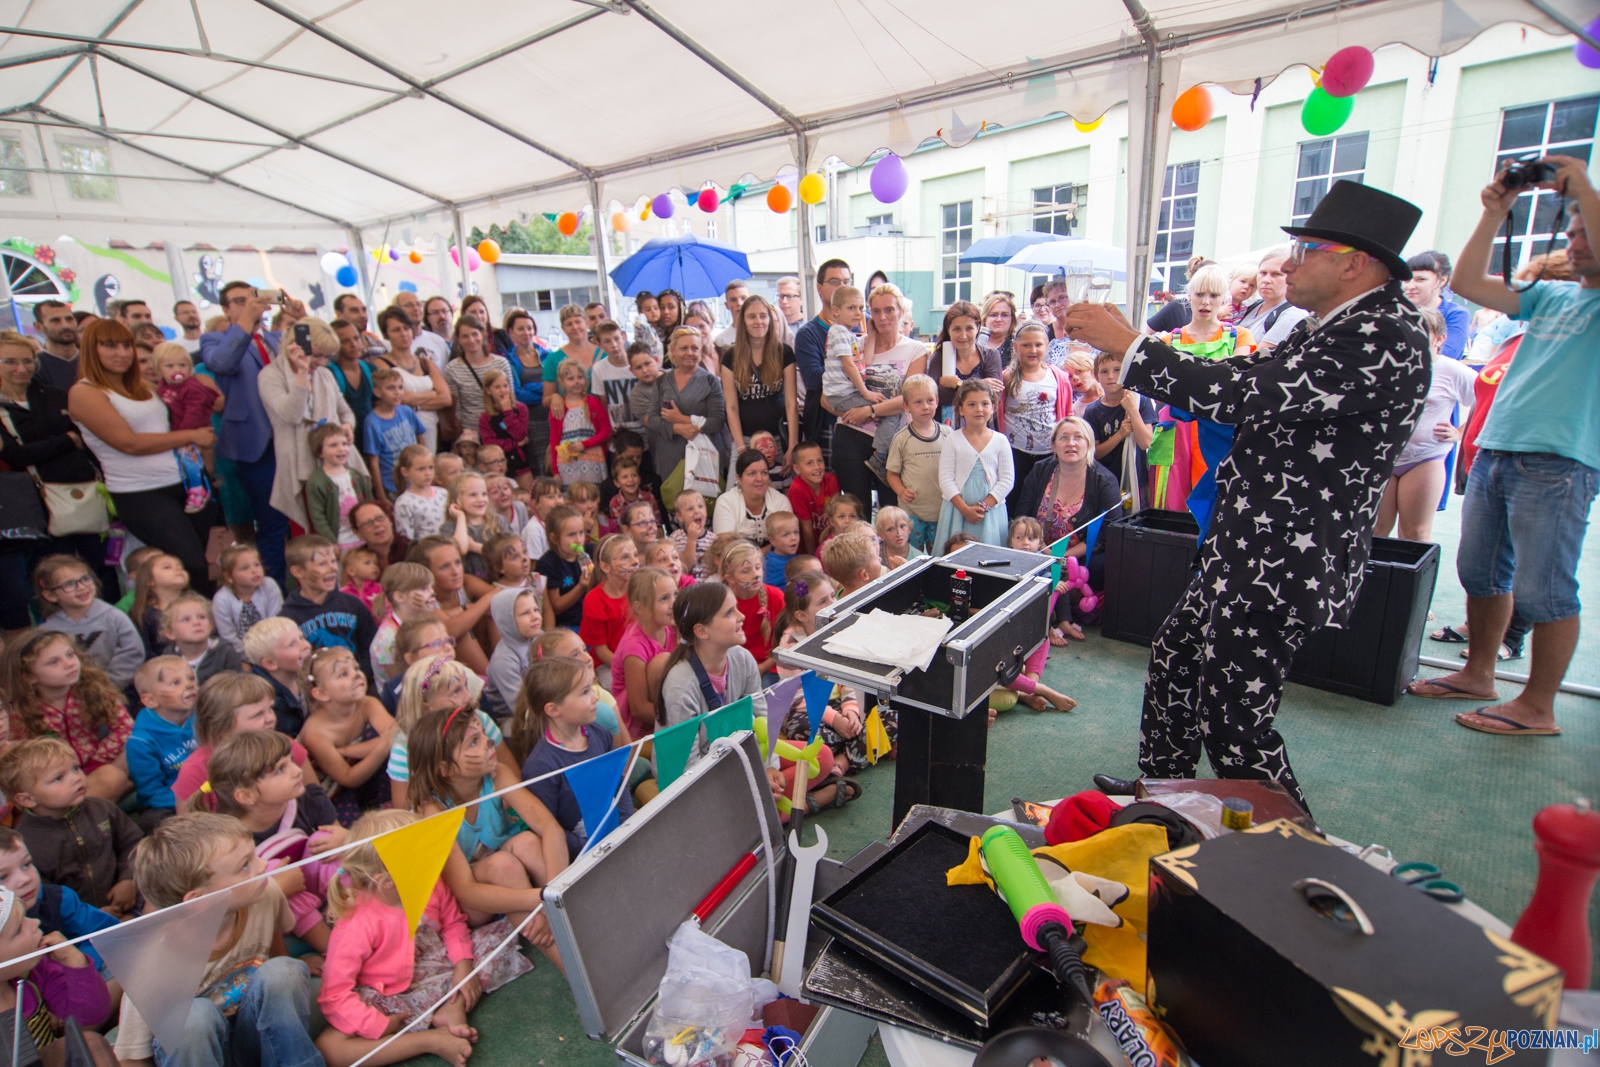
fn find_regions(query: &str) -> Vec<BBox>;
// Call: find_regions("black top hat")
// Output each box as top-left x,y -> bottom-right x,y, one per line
1282,180 -> 1423,280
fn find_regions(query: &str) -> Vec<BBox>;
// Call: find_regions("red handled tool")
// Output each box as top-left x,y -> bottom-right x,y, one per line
692,847 -> 763,926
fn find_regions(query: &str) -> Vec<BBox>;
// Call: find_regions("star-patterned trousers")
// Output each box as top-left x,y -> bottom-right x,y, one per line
1138,574 -> 1311,811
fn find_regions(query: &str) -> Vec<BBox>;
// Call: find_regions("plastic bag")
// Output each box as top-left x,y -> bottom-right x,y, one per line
1146,791 -> 1226,839
643,921 -> 778,1066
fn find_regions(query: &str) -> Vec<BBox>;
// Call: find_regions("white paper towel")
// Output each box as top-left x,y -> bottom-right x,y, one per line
821,609 -> 953,674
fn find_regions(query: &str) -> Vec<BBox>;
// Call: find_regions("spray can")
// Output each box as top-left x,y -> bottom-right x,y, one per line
950,569 -> 972,624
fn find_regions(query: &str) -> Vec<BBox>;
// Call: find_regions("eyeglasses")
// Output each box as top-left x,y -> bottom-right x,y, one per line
418,635 -> 456,652
0,358 -> 35,368
1291,238 -> 1358,263
48,574 -> 94,593
354,513 -> 388,530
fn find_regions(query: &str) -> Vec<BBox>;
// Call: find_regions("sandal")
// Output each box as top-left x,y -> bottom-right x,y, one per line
1405,678 -> 1500,701
1429,625 -> 1468,644
1454,710 -> 1561,737
1459,640 -> 1524,662
807,778 -> 864,814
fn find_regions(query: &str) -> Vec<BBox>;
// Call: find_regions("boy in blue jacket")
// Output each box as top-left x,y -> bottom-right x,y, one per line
0,827 -> 117,979
127,655 -> 199,831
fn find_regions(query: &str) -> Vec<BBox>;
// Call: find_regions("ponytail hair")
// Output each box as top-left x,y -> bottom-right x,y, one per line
509,658 -> 590,766
627,566 -> 670,613
326,809 -> 418,921
772,569 -> 828,642
655,583 -> 735,724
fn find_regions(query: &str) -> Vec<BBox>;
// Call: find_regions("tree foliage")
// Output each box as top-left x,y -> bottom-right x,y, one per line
468,217 -> 592,256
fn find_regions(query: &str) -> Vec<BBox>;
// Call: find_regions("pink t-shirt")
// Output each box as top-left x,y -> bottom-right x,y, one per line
611,621 -> 677,737
174,738 -> 310,802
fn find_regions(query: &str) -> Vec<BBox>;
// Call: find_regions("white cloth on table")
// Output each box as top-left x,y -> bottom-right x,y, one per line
822,609 -> 952,674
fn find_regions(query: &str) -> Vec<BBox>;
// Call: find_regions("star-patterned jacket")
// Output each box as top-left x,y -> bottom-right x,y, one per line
1122,281 -> 1429,630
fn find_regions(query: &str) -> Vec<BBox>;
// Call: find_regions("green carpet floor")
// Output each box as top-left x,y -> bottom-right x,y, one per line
399,502 -> 1599,1066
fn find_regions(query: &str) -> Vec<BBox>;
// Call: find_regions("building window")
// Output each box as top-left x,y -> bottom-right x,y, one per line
941,201 -> 973,305
1031,184 -> 1082,235
706,219 -> 717,240
1292,133 -> 1367,226
0,137 -> 29,197
866,213 -> 893,228
57,142 -> 116,201
1152,161 -> 1199,294
1493,94 -> 1597,270
815,224 -> 828,243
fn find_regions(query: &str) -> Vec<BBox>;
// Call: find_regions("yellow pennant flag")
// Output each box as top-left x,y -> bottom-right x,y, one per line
374,807 -> 466,935
863,706 -> 892,765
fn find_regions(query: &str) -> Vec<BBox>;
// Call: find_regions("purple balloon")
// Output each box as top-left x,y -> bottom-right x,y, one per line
1577,15 -> 1600,69
652,193 -> 676,219
870,152 -> 909,204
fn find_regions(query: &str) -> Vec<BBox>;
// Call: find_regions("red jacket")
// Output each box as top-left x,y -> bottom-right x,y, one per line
479,402 -> 530,456
548,395 -> 612,479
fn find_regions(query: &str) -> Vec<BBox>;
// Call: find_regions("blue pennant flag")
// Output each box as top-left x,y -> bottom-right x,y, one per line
800,671 -> 835,740
1081,513 -> 1104,564
566,744 -> 631,851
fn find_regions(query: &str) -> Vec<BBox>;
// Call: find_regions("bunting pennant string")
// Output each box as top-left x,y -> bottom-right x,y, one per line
566,745 -> 632,849
801,671 -> 836,740
704,695 -> 755,744
652,715 -> 703,790
762,675 -> 803,757
373,807 -> 465,936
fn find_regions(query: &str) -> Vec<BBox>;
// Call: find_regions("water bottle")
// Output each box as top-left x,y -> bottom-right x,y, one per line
950,569 -> 972,624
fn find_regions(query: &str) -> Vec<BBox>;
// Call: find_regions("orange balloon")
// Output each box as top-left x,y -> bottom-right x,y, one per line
766,184 -> 793,213
611,212 -> 631,233
557,212 -> 579,236
408,250 -> 422,264
1172,85 -> 1213,132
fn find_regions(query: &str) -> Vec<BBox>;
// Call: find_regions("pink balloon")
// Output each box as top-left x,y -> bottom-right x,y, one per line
466,250 -> 482,271
1320,46 -> 1374,98
449,246 -> 460,266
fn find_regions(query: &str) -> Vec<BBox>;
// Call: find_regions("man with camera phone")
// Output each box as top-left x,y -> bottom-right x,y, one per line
1407,154 -> 1599,742
200,283 -> 308,586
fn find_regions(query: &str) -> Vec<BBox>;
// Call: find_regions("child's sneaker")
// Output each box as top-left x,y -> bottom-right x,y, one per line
866,453 -> 890,486
183,487 -> 209,513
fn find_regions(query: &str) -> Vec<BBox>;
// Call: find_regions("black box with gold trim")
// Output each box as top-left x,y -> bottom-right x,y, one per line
1146,819 -> 1563,1067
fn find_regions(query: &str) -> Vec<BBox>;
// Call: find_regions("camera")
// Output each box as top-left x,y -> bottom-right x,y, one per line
1500,154 -> 1557,191
255,288 -> 285,305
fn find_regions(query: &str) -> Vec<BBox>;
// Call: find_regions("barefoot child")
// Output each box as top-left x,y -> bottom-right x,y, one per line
1008,517 -> 1083,644
988,518 -> 1078,715
30,556 -> 138,695
297,647 -> 398,826
317,809 -> 532,1067
409,706 -> 569,967
174,670 -> 312,804
1,630 -> 135,802
886,374 -> 950,553
160,593 -> 243,684
212,544 -> 283,655
391,445 -> 451,542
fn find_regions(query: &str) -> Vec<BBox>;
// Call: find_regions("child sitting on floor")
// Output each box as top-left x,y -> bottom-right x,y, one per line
370,562 -> 439,681
212,543 -> 283,656
1,629 -> 135,802
243,616 -> 312,737
518,658 -> 634,857
127,654 -> 199,828
160,592 -> 243,684
174,670 -> 311,804
35,554 -> 142,692
0,883 -> 114,1066
387,656 -> 509,808
297,647 -> 397,826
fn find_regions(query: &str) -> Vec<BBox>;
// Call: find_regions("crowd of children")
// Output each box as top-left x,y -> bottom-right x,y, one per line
0,292 -> 1112,1067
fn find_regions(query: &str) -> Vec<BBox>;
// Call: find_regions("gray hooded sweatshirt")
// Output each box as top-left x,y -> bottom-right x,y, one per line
487,585 -> 540,713
40,599 -> 145,689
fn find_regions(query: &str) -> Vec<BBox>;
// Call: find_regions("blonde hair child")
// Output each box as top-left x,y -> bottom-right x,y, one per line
212,544 -> 283,654
874,505 -> 920,570
579,534 -> 640,667
316,809 -> 531,1067
387,655 -> 505,809
719,540 -> 779,673
446,470 -> 502,578
391,444 -> 450,542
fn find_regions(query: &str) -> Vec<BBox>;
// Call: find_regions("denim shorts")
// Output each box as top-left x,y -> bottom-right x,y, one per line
1457,451 -> 1600,623
910,517 -> 940,554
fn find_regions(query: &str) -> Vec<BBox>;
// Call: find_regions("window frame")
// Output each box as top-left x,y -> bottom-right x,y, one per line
55,140 -> 117,202
1491,94 -> 1597,271
1151,160 -> 1200,295
0,134 -> 31,198
1291,132 -> 1369,227
940,200 -> 974,306
1030,183 -> 1082,236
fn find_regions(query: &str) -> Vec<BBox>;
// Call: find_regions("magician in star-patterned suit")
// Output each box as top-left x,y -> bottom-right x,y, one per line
1068,181 -> 1432,810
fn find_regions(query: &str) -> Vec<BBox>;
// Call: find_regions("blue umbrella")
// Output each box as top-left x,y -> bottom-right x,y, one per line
609,233 -> 752,300
957,230 -> 1060,265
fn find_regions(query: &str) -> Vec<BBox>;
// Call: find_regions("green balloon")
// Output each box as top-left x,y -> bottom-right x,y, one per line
1302,86 -> 1355,136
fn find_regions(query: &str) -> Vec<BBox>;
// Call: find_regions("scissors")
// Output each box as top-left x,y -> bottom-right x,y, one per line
1392,861 -> 1465,903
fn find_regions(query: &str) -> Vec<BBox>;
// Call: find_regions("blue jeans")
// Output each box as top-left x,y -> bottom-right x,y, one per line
231,445 -> 289,585
1457,451 -> 1599,624
152,956 -> 320,1067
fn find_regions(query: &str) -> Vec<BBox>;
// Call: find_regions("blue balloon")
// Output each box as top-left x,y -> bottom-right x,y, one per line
398,280 -> 418,293
335,265 -> 358,287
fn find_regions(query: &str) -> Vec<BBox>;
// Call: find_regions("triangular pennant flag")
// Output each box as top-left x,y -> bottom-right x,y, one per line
1081,515 -> 1104,566
566,744 -> 630,851
653,715 -> 702,790
801,671 -> 835,740
762,675 -> 803,757
863,706 -> 893,765
705,694 -> 755,743
91,889 -> 233,1054
375,807 -> 465,935
1048,534 -> 1071,584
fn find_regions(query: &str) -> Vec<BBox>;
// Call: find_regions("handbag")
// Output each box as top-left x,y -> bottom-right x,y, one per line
0,408 -> 109,537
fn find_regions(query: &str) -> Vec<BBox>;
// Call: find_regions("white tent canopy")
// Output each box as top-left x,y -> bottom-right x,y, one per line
0,0 -> 1592,303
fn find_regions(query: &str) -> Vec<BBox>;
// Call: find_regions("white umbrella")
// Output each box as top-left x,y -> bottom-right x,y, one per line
1002,238 -> 1127,279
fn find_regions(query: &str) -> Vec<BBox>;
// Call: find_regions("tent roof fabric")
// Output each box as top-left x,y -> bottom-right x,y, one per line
0,0 -> 1586,235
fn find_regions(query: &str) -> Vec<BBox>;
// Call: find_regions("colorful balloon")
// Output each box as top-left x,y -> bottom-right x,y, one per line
334,265 -> 358,287
766,184 -> 792,213
1172,86 -> 1213,132
1319,46 -> 1375,97
398,281 -> 418,293
319,252 -> 347,275
612,212 -> 631,233
477,239 -> 501,264
557,212 -> 579,236
651,194 -> 675,219
869,153 -> 908,204
449,246 -> 459,266
1072,115 -> 1104,133
1576,15 -> 1600,68
1301,86 -> 1355,136
408,249 -> 423,264
466,250 -> 482,271
798,173 -> 826,205
697,188 -> 720,213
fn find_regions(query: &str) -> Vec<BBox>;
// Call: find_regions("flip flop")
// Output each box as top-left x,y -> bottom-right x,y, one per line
1429,625 -> 1468,643
1458,641 -> 1524,662
1406,678 -> 1500,701
1455,710 -> 1561,737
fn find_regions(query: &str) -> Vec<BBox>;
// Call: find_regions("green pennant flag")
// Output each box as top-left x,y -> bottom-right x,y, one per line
1049,534 -> 1071,584
704,695 -> 754,743
653,715 -> 703,790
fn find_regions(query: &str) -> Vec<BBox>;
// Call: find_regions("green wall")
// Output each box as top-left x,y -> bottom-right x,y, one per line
1005,146 -> 1091,233
1251,80 -> 1406,249
1433,49 -> 1600,261
1167,118 -> 1229,260
886,270 -> 938,336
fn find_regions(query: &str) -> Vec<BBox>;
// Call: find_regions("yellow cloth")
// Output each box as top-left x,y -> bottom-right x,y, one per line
946,823 -> 1169,984
862,707 -> 892,764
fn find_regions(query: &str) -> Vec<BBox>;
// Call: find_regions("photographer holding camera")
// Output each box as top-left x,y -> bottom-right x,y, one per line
1407,155 -> 1599,740
200,282 -> 308,586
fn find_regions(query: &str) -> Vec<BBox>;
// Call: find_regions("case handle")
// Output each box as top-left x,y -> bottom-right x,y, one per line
996,646 -> 1026,687
1293,878 -> 1375,935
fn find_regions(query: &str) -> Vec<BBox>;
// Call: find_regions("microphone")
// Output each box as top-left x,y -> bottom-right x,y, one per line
980,824 -> 1093,1006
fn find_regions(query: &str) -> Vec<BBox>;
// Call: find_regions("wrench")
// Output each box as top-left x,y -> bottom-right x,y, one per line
777,823 -> 829,998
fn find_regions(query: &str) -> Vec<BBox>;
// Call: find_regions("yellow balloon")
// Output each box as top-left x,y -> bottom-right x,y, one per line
798,173 -> 826,205
1073,115 -> 1104,133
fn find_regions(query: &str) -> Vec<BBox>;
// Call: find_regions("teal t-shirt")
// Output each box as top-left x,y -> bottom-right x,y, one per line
542,348 -> 600,386
1476,281 -> 1600,471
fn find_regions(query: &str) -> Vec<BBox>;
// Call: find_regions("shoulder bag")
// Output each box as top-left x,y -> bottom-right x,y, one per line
0,407 -> 108,536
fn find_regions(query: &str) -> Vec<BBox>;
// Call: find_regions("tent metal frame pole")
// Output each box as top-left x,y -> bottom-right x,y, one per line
29,0 -> 143,111
1520,0 -> 1600,52
1124,0 -> 1163,318
796,130 -> 815,319
453,209 -> 470,305
347,226 -> 373,320
1416,656 -> 1600,700
588,177 -> 617,314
